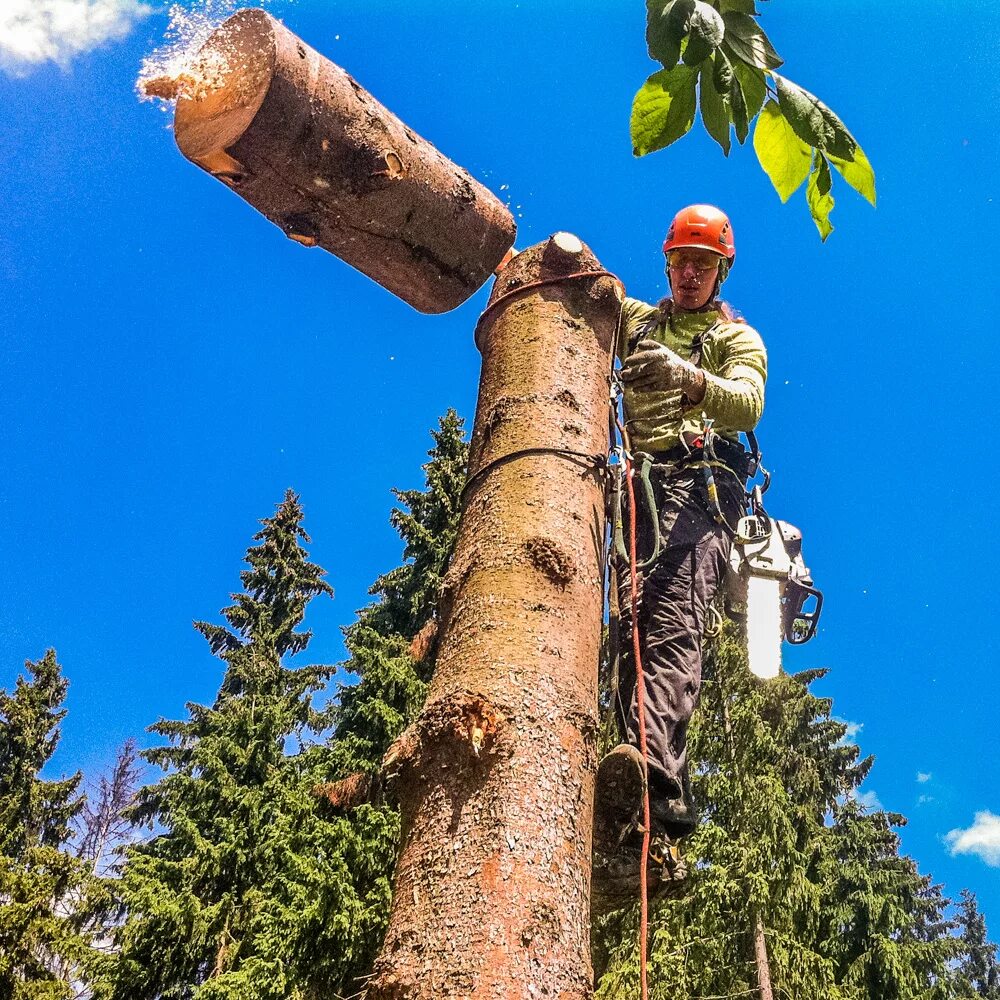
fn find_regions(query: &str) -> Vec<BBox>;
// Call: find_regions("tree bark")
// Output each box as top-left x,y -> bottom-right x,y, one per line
753,911 -> 775,1000
168,8 -> 515,314
370,235 -> 620,999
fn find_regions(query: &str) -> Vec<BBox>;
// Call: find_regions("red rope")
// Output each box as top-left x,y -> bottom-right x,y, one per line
619,423 -> 651,1000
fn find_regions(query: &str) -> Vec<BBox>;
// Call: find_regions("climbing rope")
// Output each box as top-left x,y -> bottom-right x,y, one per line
626,442 -> 652,1000
462,265 -> 620,504
473,268 -> 621,347
459,446 -> 605,507
611,400 -> 653,1000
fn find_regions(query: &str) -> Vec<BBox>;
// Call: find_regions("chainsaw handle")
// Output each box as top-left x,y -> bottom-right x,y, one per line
784,583 -> 823,644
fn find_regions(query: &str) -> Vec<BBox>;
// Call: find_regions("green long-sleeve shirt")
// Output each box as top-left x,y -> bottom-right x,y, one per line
617,296 -> 768,453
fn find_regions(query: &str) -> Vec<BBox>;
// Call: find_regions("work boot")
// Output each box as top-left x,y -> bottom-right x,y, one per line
648,768 -> 699,840
593,744 -> 650,915
591,832 -> 688,916
649,794 -> 698,840
593,744 -> 647,857
648,835 -> 689,905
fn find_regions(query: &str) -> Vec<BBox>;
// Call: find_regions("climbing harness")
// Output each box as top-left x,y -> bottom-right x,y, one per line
609,373 -> 822,660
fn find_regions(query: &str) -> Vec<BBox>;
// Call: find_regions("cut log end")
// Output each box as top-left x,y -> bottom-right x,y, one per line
550,231 -> 584,255
143,74 -> 188,100
174,8 -> 277,161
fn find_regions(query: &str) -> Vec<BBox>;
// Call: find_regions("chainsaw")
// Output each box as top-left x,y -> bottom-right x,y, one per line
725,487 -> 823,679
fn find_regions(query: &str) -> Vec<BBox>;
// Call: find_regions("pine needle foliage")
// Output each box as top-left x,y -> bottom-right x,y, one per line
97,491 -> 380,1000
325,410 -> 469,993
816,801 -> 958,998
99,413 -> 468,1000
0,650 -> 96,999
955,889 -> 1000,999
595,621 -> 959,999
331,409 -> 469,778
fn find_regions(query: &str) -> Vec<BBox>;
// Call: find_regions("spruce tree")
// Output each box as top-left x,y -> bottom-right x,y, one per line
816,801 -> 958,998
594,622 -> 959,1000
99,492 -> 381,999
0,649 -> 94,999
321,410 -> 469,993
955,889 -> 1000,998
331,408 -> 469,778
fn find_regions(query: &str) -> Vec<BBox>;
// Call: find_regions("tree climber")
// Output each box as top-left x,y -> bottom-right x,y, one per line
595,204 -> 768,892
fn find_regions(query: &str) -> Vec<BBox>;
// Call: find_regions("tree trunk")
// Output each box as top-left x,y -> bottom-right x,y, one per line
371,234 -> 620,999
166,8 -> 515,314
753,911 -> 775,1000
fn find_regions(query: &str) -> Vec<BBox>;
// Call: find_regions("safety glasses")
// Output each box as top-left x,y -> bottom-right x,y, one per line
665,251 -> 721,273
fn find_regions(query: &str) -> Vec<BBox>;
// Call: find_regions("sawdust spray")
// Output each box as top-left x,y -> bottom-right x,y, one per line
136,0 -> 275,105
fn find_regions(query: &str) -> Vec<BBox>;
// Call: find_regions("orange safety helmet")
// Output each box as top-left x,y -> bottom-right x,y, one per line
662,204 -> 736,265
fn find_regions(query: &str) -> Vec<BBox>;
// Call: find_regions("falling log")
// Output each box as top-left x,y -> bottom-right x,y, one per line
370,234 -> 621,999
169,8 -> 516,314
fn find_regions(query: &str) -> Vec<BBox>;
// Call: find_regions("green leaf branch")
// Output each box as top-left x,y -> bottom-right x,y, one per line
633,0 -> 876,240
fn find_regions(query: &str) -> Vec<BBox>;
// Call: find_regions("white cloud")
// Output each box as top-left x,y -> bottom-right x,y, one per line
0,0 -> 152,77
945,811 -> 1000,868
834,718 -> 863,745
917,771 -> 932,783
852,788 -> 882,811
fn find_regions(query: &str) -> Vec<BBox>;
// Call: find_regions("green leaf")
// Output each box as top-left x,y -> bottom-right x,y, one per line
732,58 -> 767,120
830,142 -> 876,206
646,0 -> 688,69
753,100 -> 812,202
729,60 -> 750,144
722,11 -> 783,70
712,48 -> 734,92
720,0 -> 759,11
631,65 -> 699,156
683,1 -> 725,65
666,0 -> 696,38
773,73 -> 857,160
807,152 -> 835,241
725,53 -> 766,144
700,59 -> 732,155
812,150 -> 832,197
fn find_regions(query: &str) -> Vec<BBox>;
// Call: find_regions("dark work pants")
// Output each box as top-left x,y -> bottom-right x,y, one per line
614,465 -> 744,802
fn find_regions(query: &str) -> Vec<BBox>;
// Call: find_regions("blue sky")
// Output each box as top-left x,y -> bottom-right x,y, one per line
2,0 -> 998,931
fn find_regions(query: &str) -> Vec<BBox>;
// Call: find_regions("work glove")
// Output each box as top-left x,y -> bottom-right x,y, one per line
621,338 -> 705,400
